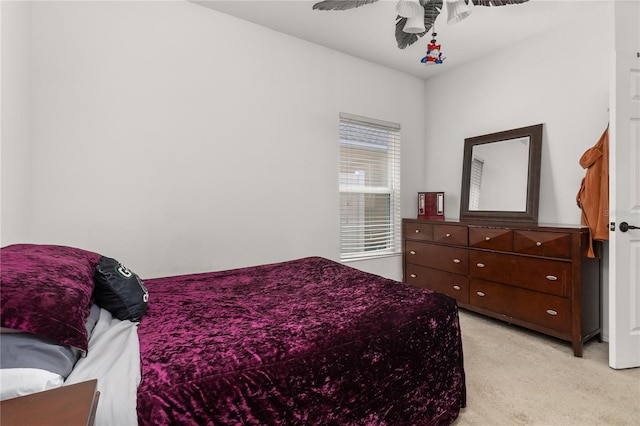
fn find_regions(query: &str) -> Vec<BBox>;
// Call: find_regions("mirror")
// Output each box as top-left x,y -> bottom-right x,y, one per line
460,124 -> 543,223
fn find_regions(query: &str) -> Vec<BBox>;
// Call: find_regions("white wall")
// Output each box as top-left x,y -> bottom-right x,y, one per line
423,4 -> 612,223
1,0 -> 32,244
423,2 -> 614,337
1,1 -> 615,303
3,0 -> 425,280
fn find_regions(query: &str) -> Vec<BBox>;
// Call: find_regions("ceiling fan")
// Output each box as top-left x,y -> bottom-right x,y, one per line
312,0 -> 530,50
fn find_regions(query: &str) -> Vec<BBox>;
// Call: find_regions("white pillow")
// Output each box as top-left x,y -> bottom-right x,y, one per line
0,368 -> 64,400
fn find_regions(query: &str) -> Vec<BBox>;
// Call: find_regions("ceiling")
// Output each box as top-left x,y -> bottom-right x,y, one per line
191,0 -> 606,79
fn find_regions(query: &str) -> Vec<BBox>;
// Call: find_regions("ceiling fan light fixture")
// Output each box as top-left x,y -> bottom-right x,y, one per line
446,0 -> 471,25
311,0 -> 529,51
396,0 -> 422,18
402,5 -> 426,33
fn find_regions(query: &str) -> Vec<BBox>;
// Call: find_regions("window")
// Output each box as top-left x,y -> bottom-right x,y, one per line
339,112 -> 401,260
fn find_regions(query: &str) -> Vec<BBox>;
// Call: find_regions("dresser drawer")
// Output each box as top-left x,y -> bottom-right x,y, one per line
405,240 -> 469,275
469,227 -> 513,251
433,224 -> 468,246
405,264 -> 469,304
514,230 -> 572,259
470,279 -> 571,333
403,221 -> 433,242
469,251 -> 571,296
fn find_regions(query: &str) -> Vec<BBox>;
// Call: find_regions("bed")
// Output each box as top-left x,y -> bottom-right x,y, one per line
1,244 -> 466,425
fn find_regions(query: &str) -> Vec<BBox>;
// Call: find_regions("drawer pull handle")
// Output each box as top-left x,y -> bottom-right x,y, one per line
546,309 -> 558,316
485,236 -> 491,241
410,274 -> 417,278
453,258 -> 461,264
476,263 -> 485,268
546,275 -> 558,281
415,229 -> 420,233
536,241 -> 542,247
410,250 -> 416,255
476,291 -> 486,297
446,233 -> 451,237
453,285 -> 461,291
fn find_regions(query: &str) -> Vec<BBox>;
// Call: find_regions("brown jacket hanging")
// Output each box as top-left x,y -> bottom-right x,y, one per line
576,126 -> 609,258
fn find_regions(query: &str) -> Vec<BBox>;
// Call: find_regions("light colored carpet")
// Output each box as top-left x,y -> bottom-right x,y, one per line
453,310 -> 640,425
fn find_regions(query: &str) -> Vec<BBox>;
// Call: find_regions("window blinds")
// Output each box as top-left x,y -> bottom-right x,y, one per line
469,157 -> 484,210
339,113 -> 401,260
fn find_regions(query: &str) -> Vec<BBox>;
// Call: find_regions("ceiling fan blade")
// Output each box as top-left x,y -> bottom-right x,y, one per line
312,0 -> 379,11
395,0 -> 443,49
471,0 -> 529,6
395,20 -> 420,49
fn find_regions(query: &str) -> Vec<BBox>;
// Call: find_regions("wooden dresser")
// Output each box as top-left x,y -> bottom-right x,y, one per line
402,218 -> 601,357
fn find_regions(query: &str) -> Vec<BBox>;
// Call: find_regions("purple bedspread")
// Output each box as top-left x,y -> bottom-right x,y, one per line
136,257 -> 465,425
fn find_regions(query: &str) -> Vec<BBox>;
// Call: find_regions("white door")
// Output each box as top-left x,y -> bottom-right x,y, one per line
609,0 -> 640,370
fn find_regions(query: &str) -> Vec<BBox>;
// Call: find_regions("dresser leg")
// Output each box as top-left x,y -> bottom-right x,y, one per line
572,340 -> 584,357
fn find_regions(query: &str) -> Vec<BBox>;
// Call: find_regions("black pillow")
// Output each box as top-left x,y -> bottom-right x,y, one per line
93,256 -> 149,322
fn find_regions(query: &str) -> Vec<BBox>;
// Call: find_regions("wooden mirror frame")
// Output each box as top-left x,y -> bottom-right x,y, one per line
459,123 -> 543,223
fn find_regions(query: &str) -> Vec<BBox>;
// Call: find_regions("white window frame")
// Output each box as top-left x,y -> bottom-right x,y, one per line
339,112 -> 401,261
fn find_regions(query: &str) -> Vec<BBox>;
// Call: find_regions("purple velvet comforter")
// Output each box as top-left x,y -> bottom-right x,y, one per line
136,257 -> 465,425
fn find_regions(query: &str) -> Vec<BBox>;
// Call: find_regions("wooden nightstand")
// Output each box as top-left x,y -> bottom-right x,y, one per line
0,379 -> 100,426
